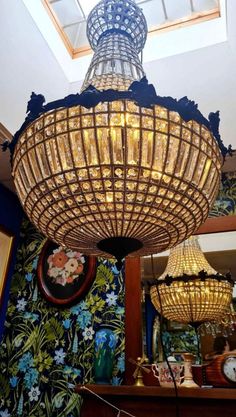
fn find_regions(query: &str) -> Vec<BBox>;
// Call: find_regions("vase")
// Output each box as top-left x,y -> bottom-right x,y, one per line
94,327 -> 117,384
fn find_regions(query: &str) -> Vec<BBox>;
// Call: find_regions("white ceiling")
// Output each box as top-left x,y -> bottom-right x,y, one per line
0,0 -> 236,188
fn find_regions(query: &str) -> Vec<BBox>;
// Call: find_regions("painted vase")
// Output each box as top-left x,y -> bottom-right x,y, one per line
94,327 -> 117,384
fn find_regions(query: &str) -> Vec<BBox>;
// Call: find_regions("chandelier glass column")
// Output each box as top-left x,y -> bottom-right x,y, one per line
150,236 -> 233,325
8,0 -> 228,265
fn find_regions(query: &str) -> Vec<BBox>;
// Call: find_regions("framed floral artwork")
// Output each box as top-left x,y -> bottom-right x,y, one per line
37,240 -> 96,306
0,225 -> 14,308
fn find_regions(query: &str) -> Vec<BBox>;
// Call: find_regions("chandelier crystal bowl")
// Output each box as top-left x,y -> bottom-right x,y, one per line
8,0 -> 228,263
150,236 -> 233,324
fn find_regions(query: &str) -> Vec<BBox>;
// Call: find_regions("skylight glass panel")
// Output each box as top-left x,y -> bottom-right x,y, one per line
78,0 -> 100,16
44,0 -> 222,57
49,0 -> 84,25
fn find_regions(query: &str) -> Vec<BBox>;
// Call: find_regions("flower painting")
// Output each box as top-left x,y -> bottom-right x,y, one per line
37,240 -> 96,306
47,247 -> 85,286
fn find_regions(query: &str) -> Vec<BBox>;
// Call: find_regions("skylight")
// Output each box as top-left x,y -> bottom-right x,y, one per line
22,0 -> 226,82
77,0 -> 100,16
45,0 -> 220,57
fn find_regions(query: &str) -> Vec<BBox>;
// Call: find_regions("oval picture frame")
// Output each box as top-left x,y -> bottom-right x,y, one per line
37,240 -> 96,306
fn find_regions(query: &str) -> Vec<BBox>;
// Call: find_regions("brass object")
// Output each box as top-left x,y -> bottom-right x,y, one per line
129,357 -> 150,386
152,316 -> 164,363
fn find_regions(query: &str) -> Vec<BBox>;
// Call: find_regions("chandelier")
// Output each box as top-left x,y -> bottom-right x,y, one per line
200,303 -> 236,337
150,236 -> 233,325
7,0 -> 228,266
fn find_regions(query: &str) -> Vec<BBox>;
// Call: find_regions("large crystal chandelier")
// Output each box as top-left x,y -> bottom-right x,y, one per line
7,0 -> 228,265
150,236 -> 233,325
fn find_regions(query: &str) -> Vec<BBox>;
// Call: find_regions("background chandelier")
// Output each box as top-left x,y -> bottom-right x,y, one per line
7,0 -> 228,265
199,303 -> 236,338
150,236 -> 233,325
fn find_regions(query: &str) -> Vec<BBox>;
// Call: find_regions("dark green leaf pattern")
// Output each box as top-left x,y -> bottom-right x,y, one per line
209,175 -> 236,217
0,218 -> 125,416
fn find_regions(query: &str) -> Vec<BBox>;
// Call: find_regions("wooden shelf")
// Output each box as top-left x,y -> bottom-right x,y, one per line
76,384 -> 236,399
76,384 -> 236,417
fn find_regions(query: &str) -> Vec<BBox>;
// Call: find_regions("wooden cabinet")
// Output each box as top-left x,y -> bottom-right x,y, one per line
76,385 -> 236,417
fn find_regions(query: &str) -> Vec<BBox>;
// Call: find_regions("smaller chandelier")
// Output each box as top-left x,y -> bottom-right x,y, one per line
150,236 -> 233,325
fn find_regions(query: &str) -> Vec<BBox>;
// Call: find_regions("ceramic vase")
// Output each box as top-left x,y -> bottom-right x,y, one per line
94,327 -> 117,384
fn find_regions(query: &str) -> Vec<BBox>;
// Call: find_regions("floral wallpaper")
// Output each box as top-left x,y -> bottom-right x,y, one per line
0,218 -> 125,417
209,174 -> 236,217
162,327 -> 198,358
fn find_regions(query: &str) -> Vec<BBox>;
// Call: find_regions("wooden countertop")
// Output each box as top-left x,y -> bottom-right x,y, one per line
76,384 -> 236,400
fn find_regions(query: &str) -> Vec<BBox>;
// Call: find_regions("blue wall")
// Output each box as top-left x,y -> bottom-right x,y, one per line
0,183 -> 23,339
